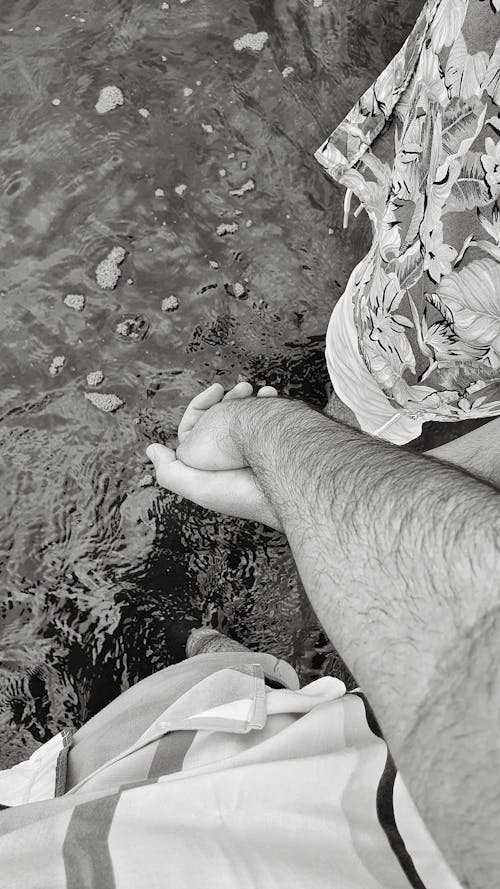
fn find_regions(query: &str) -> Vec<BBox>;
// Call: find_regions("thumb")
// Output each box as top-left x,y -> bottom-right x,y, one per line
146,443 -> 177,472
146,446 -> 209,500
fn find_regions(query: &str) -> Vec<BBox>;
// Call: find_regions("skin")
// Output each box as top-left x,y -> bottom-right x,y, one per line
148,382 -> 500,528
149,382 -> 283,530
147,384 -> 500,889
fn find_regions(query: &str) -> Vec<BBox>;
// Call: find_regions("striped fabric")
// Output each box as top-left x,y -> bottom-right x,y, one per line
0,652 -> 462,889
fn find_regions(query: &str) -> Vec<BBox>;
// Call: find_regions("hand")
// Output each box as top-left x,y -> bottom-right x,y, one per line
146,382 -> 283,530
177,380 -> 278,470
173,381 -> 264,472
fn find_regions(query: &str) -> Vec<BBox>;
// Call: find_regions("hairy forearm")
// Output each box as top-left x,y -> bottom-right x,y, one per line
234,399 -> 500,886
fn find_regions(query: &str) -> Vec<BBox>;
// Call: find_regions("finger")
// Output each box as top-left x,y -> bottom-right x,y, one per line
152,457 -> 282,530
257,386 -> 278,398
146,443 -> 177,467
153,452 -> 227,505
147,444 -> 200,498
222,381 -> 254,400
155,456 -> 200,497
178,382 -> 224,442
187,382 -> 225,410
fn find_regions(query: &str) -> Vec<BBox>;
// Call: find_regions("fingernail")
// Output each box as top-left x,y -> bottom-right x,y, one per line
146,444 -> 159,464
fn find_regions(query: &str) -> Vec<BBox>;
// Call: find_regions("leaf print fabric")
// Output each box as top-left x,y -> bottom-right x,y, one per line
438,257 -> 500,351
316,0 -> 500,433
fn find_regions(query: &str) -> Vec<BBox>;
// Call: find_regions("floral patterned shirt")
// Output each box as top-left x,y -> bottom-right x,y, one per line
316,0 -> 500,425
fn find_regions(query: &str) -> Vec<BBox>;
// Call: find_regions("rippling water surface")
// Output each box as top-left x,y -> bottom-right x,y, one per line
0,0 -> 423,766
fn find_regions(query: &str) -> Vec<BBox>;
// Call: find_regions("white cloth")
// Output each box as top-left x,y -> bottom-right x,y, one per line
326,269 -> 424,444
0,655 -> 463,889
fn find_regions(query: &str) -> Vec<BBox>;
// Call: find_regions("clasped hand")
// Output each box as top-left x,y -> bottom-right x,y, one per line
146,381 -> 283,531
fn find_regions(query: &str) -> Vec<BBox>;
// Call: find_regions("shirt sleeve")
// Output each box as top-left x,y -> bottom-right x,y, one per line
314,1 -> 432,184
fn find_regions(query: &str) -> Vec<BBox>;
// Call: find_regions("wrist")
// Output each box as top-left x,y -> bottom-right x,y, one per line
231,397 -> 383,535
231,398 -> 315,468
230,398 -> 341,531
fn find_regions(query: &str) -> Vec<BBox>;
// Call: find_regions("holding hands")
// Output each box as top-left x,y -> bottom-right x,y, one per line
146,381 -> 283,531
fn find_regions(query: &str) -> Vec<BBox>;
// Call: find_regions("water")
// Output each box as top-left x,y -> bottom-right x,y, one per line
0,0 -> 424,767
